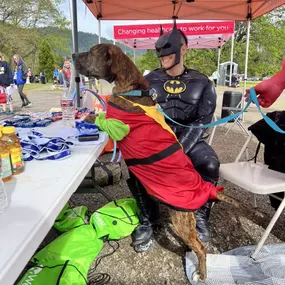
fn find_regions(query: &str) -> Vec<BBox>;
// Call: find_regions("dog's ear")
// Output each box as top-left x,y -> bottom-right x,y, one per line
104,47 -> 112,67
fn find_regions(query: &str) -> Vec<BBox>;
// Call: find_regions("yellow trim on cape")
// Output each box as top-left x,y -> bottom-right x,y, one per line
119,96 -> 178,140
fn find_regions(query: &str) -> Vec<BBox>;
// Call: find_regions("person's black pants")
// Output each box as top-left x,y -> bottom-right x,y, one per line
186,140 -> 220,184
17,85 -> 30,104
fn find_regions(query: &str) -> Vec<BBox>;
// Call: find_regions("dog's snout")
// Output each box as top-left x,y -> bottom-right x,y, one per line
72,53 -> 78,61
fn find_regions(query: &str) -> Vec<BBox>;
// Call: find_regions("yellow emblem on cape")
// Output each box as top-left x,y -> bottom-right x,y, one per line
163,80 -> 186,94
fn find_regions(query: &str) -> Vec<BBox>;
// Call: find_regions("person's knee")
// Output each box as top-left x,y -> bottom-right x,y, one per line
197,156 -> 220,182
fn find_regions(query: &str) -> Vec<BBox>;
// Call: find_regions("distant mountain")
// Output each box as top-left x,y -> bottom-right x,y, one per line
38,27 -> 145,56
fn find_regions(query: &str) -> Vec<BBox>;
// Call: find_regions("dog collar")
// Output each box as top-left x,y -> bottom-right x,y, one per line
116,89 -> 157,101
116,89 -> 154,97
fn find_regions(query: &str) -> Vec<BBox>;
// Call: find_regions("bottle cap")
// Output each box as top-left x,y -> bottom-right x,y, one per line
2,126 -> 16,135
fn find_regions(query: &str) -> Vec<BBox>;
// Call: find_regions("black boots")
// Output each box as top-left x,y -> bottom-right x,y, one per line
127,172 -> 160,252
196,201 -> 213,243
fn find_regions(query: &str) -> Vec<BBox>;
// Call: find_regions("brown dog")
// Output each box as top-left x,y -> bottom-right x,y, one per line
75,43 -> 254,282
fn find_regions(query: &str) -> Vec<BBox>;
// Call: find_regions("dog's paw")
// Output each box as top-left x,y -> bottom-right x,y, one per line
192,271 -> 200,283
83,114 -> 97,124
192,271 -> 206,283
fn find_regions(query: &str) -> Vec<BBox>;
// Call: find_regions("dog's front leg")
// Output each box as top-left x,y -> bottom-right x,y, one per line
92,112 -> 130,141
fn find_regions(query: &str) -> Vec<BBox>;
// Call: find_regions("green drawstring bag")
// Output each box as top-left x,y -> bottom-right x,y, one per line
28,225 -> 103,283
54,206 -> 88,233
32,225 -> 103,265
90,198 -> 140,240
56,203 -> 69,220
17,260 -> 87,285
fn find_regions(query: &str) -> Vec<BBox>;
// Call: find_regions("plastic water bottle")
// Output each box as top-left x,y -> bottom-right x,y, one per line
61,88 -> 75,127
0,179 -> 8,215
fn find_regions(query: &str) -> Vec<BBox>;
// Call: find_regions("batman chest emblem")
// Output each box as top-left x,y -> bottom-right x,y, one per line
163,80 -> 186,95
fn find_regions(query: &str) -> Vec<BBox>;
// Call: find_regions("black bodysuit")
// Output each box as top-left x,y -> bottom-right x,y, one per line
145,67 -> 220,183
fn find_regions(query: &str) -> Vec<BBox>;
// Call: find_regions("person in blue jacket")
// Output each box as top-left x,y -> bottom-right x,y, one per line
13,54 -> 32,107
53,67 -> 59,84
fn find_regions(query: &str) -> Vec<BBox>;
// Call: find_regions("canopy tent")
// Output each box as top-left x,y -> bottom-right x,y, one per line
70,0 -> 285,107
82,0 -> 284,21
113,21 -> 234,49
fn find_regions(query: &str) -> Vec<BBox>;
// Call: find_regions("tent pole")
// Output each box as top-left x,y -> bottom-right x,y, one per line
242,20 -> 251,120
217,47 -> 221,86
98,19 -> 101,43
70,0 -> 80,108
229,22 -> 235,87
98,19 -> 103,94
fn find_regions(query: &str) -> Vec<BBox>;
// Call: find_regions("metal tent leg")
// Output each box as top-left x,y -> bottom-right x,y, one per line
69,0 -> 80,108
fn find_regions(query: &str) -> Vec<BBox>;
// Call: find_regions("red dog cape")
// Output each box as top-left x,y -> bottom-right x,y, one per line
104,100 -> 223,211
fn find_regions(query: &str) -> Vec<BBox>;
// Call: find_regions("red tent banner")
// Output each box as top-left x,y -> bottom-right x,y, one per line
114,21 -> 234,40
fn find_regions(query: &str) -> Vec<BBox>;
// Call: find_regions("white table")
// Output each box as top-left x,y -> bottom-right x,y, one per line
0,121 -> 108,285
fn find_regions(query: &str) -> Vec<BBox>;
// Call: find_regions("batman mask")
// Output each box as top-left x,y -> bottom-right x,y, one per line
155,21 -> 188,70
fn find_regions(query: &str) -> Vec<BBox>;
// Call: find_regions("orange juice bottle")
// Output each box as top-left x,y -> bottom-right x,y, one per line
2,126 -> 24,175
0,132 -> 12,182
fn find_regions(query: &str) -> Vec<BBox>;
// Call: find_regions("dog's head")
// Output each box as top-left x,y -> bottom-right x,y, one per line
74,43 -> 149,92
75,44 -> 115,82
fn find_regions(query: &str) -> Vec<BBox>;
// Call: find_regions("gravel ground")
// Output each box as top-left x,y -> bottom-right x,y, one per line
8,87 -> 285,285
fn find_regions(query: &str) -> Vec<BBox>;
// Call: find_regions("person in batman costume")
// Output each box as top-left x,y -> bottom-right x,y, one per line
127,22 -> 220,252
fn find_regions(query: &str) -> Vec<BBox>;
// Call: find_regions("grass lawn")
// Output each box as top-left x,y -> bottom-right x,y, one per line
23,83 -> 53,91
239,81 -> 261,88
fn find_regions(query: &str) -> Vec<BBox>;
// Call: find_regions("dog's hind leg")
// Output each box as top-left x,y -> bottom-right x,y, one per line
170,210 -> 207,282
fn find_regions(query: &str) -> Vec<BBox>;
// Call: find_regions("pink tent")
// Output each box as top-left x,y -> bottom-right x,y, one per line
83,0 -> 284,21
113,21 -> 234,49
69,0 -> 285,106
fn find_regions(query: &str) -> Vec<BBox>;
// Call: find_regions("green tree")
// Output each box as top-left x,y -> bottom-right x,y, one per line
185,49 -> 217,76
0,0 -> 67,28
220,6 -> 285,78
136,50 -> 160,73
38,40 -> 54,81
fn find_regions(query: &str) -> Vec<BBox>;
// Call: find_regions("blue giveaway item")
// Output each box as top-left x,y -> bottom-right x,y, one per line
75,121 -> 99,136
19,131 -> 74,161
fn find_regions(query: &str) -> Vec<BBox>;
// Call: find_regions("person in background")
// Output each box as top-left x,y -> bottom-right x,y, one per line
0,55 -> 14,114
80,74 -> 86,86
0,55 -> 13,88
58,70 -> 64,85
53,67 -> 59,85
62,59 -> 71,88
211,70 -> 219,87
27,68 -> 33,84
88,76 -> 98,92
40,71 -> 46,84
12,54 -> 32,108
